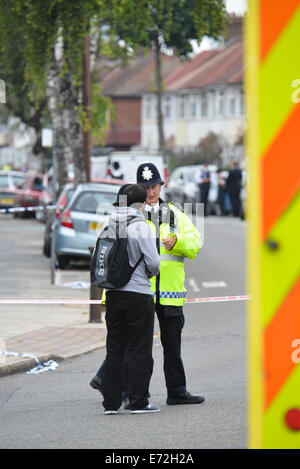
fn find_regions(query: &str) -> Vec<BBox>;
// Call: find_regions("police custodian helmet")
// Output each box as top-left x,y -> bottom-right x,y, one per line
136,162 -> 164,187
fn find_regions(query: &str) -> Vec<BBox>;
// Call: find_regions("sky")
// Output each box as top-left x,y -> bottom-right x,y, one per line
225,0 -> 247,15
193,0 -> 247,53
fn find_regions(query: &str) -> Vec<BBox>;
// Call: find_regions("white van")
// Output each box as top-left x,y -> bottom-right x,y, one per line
91,151 -> 168,196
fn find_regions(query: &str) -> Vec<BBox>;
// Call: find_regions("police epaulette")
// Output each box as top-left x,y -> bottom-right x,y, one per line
169,200 -> 184,212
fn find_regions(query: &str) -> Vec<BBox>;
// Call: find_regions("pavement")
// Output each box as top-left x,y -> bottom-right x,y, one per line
0,213 -> 107,377
0,283 -> 107,376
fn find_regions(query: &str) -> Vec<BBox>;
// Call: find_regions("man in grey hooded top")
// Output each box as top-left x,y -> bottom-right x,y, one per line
101,184 -> 161,414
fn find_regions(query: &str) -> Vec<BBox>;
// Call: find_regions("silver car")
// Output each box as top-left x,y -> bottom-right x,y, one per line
166,165 -> 219,214
53,182 -> 122,269
0,170 -> 26,208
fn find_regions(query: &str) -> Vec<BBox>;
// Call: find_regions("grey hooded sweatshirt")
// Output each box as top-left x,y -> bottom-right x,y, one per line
107,206 -> 160,295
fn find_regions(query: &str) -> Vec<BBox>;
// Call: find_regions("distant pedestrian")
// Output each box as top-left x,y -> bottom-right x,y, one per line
100,183 -> 161,414
196,164 -> 211,216
226,161 -> 243,218
110,161 -> 123,180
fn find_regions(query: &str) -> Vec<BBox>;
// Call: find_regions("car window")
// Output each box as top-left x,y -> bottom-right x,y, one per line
32,177 -> 43,191
175,172 -> 183,181
65,188 -> 75,204
187,172 -> 195,183
12,175 -> 25,186
0,175 -> 9,187
72,191 -> 117,214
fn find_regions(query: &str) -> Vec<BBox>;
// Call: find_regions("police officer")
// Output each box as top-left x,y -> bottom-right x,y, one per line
137,162 -> 205,405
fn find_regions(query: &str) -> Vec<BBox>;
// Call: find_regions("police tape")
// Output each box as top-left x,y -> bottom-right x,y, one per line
0,205 -> 55,214
0,350 -> 59,374
0,295 -> 250,305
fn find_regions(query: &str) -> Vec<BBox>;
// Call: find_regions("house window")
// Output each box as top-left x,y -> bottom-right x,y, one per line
200,93 -> 208,117
178,95 -> 186,119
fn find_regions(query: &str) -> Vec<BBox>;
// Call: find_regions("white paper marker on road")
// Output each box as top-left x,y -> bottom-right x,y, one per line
202,281 -> 227,288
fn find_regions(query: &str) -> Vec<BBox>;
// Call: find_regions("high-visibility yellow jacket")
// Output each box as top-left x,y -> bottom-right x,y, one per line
146,202 -> 202,306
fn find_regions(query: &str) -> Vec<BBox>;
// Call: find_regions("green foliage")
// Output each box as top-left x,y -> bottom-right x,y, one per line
167,131 -> 224,170
114,0 -> 227,59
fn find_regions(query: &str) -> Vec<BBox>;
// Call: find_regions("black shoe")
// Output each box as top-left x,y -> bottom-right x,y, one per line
89,375 -> 103,394
166,391 -> 205,405
130,403 -> 160,414
123,400 -> 131,410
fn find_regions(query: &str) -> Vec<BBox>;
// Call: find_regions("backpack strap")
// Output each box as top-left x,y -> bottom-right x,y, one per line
126,215 -> 144,272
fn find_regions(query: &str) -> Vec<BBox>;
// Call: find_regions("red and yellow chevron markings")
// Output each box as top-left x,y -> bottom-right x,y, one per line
246,0 -> 300,449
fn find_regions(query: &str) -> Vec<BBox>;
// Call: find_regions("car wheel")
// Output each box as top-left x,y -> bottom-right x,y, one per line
57,255 -> 69,270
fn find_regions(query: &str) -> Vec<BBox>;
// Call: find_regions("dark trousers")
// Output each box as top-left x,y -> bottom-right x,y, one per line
229,193 -> 242,218
156,306 -> 186,398
102,290 -> 155,411
199,183 -> 210,216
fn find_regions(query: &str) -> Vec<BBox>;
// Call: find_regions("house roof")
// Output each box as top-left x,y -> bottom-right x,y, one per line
100,50 -> 181,97
165,40 -> 243,92
98,15 -> 244,96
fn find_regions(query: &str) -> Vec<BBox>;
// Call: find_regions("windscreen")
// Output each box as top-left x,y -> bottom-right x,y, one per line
72,190 -> 117,214
0,175 -> 9,187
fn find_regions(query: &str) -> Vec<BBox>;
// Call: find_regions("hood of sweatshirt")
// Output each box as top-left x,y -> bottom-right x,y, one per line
109,206 -> 144,225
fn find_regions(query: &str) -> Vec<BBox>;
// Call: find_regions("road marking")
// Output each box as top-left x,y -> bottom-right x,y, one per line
188,278 -> 200,292
202,281 -> 227,288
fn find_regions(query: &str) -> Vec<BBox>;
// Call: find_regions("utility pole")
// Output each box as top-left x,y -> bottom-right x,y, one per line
82,34 -> 91,182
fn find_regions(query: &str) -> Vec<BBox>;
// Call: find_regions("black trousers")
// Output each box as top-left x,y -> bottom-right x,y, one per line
156,306 -> 186,398
229,193 -> 242,217
199,183 -> 210,216
102,290 -> 155,411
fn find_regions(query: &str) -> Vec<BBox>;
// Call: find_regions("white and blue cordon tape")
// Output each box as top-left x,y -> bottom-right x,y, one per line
0,205 -> 55,214
0,350 -> 59,375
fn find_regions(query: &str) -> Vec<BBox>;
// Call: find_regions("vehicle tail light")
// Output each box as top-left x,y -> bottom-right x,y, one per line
107,168 -> 112,177
164,167 -> 169,188
56,194 -> 67,219
60,208 -> 74,229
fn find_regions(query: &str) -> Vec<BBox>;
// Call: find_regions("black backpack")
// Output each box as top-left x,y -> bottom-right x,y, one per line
91,216 -> 143,289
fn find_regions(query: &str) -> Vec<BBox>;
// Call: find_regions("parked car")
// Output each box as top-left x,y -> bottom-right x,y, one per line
43,178 -> 123,257
52,182 -> 122,268
165,165 -> 219,215
13,172 -> 44,216
0,170 -> 26,208
43,182 -> 75,257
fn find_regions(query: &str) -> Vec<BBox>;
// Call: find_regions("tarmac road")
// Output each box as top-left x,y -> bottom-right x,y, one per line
0,214 -> 247,449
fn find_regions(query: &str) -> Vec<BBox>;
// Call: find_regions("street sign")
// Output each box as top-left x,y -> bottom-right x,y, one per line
42,128 -> 53,147
246,0 -> 300,449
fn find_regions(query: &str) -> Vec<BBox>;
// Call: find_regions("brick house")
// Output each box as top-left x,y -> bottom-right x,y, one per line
98,49 -> 181,151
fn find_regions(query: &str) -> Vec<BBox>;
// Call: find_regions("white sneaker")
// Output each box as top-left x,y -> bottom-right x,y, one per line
130,403 -> 160,414
104,409 -> 118,415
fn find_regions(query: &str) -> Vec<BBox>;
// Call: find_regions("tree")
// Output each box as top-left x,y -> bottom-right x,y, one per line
0,1 -> 131,192
114,0 -> 227,151
1,1 -> 176,192
0,28 -> 50,170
